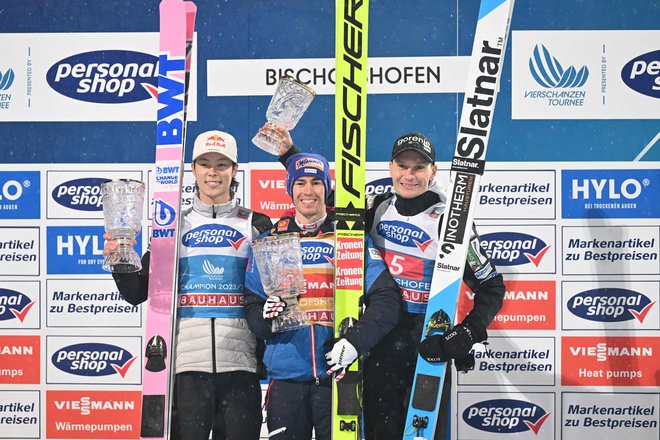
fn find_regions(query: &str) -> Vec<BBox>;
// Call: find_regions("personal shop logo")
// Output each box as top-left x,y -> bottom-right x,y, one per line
182,224 -> 246,250
529,44 -> 589,89
567,287 -> 656,323
463,398 -> 551,434
621,49 -> 660,99
365,177 -> 393,196
301,241 -> 334,265
480,231 -> 551,267
0,288 -> 36,323
51,342 -> 137,378
46,50 -> 158,103
376,220 -> 433,251
51,177 -> 106,211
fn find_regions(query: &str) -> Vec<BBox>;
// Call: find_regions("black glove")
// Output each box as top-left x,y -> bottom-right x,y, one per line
454,353 -> 476,373
419,323 -> 486,363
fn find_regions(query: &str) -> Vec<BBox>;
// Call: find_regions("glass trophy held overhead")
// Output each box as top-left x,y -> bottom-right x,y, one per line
101,179 -> 145,273
251,233 -> 310,333
252,76 -> 316,155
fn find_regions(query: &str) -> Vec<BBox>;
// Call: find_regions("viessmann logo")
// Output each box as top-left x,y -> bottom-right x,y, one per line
568,287 -> 656,323
52,343 -> 137,377
52,177 -> 106,211
376,220 -> 433,251
568,341 -> 653,362
54,396 -> 136,415
621,49 -> 660,99
463,399 -> 551,434
529,44 -> 589,88
46,50 -> 158,103
182,224 -> 246,250
0,288 -> 36,322
480,232 -> 551,267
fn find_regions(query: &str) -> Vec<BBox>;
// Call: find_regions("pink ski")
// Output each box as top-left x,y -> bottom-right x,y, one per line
141,0 -> 196,438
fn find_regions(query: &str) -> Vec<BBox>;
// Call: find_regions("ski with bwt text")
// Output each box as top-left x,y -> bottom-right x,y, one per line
140,0 -> 196,438
402,1 -> 515,439
331,0 -> 369,439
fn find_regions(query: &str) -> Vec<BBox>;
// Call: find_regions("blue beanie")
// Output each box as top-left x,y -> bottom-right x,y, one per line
285,153 -> 332,201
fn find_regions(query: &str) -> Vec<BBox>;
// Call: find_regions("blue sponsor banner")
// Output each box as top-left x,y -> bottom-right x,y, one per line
463,398 -> 551,434
621,50 -> 660,99
46,50 -> 158,104
51,177 -> 106,212
0,171 -> 40,219
562,169 -> 660,219
47,225 -> 143,274
51,342 -> 137,377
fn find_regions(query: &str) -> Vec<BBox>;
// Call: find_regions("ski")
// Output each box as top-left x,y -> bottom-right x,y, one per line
140,0 -> 196,438
402,1 -> 514,439
332,0 -> 369,438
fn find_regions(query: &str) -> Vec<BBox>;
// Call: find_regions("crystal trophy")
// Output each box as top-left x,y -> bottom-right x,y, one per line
252,76 -> 316,155
101,179 -> 145,273
251,233 -> 310,332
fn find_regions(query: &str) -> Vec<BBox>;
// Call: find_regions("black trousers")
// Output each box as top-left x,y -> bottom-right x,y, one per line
170,370 -> 262,440
265,378 -> 332,440
363,350 -> 450,440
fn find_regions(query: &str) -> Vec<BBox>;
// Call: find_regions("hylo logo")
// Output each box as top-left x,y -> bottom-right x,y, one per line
572,177 -> 647,200
529,44 -> 589,88
0,178 -> 29,201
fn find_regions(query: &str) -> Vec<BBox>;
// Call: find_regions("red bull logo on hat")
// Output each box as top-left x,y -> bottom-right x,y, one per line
205,134 -> 226,148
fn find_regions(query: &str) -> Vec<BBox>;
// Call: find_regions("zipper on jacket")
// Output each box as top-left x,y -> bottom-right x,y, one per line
212,205 -> 217,218
211,317 -> 217,373
310,325 -> 319,385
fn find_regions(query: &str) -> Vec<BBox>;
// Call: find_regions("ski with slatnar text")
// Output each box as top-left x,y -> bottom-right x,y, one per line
140,0 -> 196,438
332,0 -> 369,439
403,1 -> 514,439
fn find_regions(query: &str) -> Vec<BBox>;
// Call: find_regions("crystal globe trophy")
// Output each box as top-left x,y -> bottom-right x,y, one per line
101,179 -> 145,273
251,233 -> 310,332
252,76 -> 316,155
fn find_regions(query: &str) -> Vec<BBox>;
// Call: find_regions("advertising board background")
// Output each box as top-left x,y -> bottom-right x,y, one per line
1,1 -> 658,439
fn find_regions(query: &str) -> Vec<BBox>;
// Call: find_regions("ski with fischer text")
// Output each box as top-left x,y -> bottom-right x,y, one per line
332,0 -> 369,438
403,1 -> 514,439
140,0 -> 196,438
